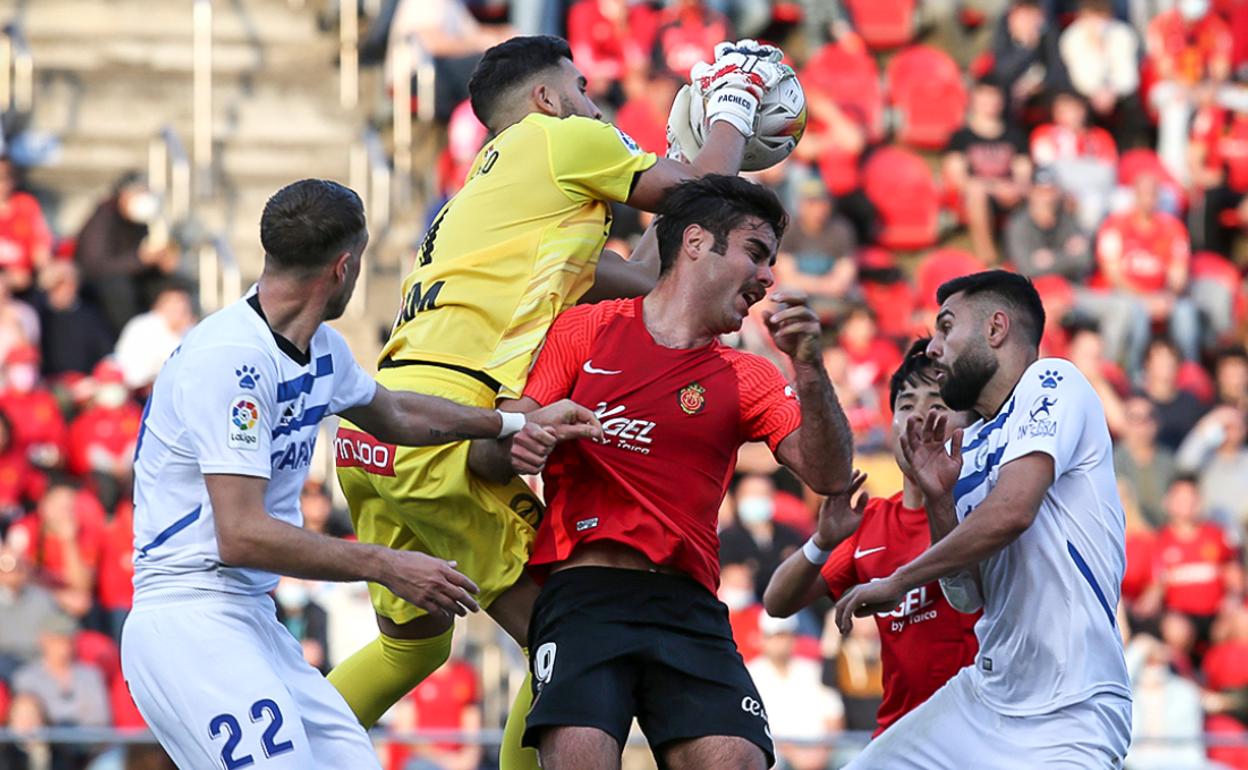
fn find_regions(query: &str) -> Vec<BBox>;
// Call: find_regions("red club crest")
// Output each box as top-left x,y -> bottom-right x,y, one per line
679,382 -> 706,415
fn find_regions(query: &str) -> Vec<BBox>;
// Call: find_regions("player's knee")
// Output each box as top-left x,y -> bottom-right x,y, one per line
662,736 -> 767,770
538,726 -> 621,770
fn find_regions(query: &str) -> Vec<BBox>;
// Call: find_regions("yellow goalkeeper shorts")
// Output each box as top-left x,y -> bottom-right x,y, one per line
334,364 -> 543,624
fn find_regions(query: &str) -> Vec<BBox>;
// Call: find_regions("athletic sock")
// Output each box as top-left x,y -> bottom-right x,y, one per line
499,651 -> 540,770
326,628 -> 453,728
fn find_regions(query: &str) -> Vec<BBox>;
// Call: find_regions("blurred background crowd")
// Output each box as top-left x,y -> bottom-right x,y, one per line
1,0 -> 1248,768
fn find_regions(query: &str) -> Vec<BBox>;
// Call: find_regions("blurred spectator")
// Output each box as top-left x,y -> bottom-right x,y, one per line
0,156 -> 51,297
299,480 -> 353,539
1156,475 -> 1242,646
795,30 -> 875,203
12,613 -> 109,728
1176,406 -> 1248,532
5,480 -> 104,618
34,261 -> 114,381
748,613 -> 844,770
943,75 -> 1032,264
719,475 -> 805,599
1214,345 -> 1248,411
95,501 -> 132,642
1004,166 -> 1093,281
838,305 -> 902,397
0,344 -> 67,471
388,0 -> 512,122
824,613 -> 884,732
0,546 -> 59,681
66,360 -> 140,513
719,560 -> 764,662
75,173 -> 178,337
1120,483 -> 1163,632
274,577 -> 331,675
1124,634 -> 1207,769
1203,605 -> 1248,770
989,0 -> 1070,119
1188,77 -> 1248,256
822,345 -> 888,449
0,267 -> 39,363
0,692 -> 58,770
1141,337 -> 1209,450
0,411 -> 43,528
1066,323 -> 1129,432
566,0 -> 660,100
773,179 -> 858,320
1146,0 -> 1233,185
613,71 -> 683,156
1030,90 -> 1118,230
385,638 -> 483,770
113,283 -> 194,391
650,0 -> 731,79
1059,0 -> 1144,147
1114,395 -> 1178,529
1094,173 -> 1199,368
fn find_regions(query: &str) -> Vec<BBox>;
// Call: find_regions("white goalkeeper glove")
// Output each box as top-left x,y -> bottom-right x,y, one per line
688,39 -> 786,139
666,84 -> 699,163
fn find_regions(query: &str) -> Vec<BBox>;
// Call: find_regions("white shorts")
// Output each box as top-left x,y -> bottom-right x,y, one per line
121,589 -> 380,770
845,667 -> 1131,770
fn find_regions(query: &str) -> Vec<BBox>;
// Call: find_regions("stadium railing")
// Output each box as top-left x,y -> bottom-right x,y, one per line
347,126 -> 392,318
148,126 -> 191,225
196,233 -> 242,314
192,0 -> 213,200
0,21 -> 33,117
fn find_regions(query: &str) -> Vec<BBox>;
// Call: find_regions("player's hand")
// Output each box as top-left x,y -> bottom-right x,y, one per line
510,423 -> 561,476
381,551 -> 480,618
526,399 -> 604,443
814,470 -> 868,550
834,576 -> 905,634
898,411 -> 963,503
689,46 -> 786,138
713,39 -> 784,65
666,84 -> 698,163
762,291 -> 822,364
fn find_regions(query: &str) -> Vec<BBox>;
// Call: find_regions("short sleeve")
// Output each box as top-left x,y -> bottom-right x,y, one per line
543,116 -> 658,204
821,534 -> 858,599
324,328 -> 378,415
522,304 -> 603,405
1000,359 -> 1095,479
731,353 -> 801,453
175,344 -> 276,478
946,128 -> 971,154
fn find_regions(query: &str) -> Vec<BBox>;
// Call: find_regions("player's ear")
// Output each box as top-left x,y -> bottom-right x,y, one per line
533,82 -> 559,117
681,224 -> 708,262
332,251 -> 351,283
986,309 -> 1010,348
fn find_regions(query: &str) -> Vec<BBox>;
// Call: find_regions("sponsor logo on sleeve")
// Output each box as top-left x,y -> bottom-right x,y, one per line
236,365 -> 261,389
1038,369 -> 1064,389
613,126 -> 642,155
334,428 -> 396,476
228,396 -> 261,450
1018,394 -> 1059,439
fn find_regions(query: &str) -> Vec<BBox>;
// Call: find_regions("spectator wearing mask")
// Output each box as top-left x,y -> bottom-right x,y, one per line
0,156 -> 51,297
1094,172 -> 1199,369
1059,0 -> 1145,147
1123,634 -> 1206,770
75,173 -> 178,336
33,260 -> 114,381
12,612 -> 110,729
0,546 -> 59,681
1176,405 -> 1248,532
774,179 -> 858,320
747,613 -> 844,770
719,474 -> 806,599
1004,166 -> 1092,282
1030,90 -> 1118,230
989,0 -> 1070,119
650,0 -> 731,79
274,577 -> 331,675
66,359 -> 140,513
1141,336 -> 1209,450
0,344 -> 66,471
1156,475 -> 1242,647
113,282 -> 194,391
943,75 -> 1032,264
1114,396 -> 1178,529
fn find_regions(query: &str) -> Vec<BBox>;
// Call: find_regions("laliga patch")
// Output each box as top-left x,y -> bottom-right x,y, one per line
228,395 -> 262,451
613,126 -> 642,156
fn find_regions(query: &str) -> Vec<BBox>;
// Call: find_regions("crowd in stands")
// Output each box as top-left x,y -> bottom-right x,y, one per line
0,0 -> 1246,767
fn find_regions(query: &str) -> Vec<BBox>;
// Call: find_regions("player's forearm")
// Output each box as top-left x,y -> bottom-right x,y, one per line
217,513 -> 394,585
467,437 -> 516,484
926,493 -> 959,545
690,121 -> 747,177
792,359 -> 853,494
892,500 -> 1031,594
348,390 -> 505,446
763,551 -> 831,618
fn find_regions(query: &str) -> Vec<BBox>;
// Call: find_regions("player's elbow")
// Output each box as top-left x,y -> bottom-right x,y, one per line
215,525 -> 262,568
761,585 -> 800,619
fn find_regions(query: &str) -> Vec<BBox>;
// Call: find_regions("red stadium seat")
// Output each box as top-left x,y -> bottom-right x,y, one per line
845,0 -> 918,50
0,679 -> 9,724
915,248 -> 982,310
1117,148 -> 1188,212
76,629 -> 123,686
886,45 -> 968,150
862,278 -> 917,340
863,147 -> 941,250
801,40 -> 884,143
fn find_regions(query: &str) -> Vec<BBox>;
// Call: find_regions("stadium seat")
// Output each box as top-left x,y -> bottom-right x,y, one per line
1117,148 -> 1188,213
844,0 -> 918,50
915,248 -> 982,311
0,679 -> 9,724
863,147 -> 941,250
76,629 -> 123,686
886,45 -> 968,150
861,279 -> 917,340
801,41 -> 885,143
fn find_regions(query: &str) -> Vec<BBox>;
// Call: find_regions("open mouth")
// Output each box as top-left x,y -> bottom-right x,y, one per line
740,287 -> 765,306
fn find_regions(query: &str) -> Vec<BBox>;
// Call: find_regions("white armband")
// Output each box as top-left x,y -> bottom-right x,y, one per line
801,537 -> 831,566
497,410 -> 526,439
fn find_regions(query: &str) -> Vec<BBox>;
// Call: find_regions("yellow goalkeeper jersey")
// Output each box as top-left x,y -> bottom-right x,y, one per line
381,113 -> 657,398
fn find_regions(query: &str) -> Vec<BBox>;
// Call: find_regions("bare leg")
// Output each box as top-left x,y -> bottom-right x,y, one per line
539,726 -> 622,770
662,735 -> 768,770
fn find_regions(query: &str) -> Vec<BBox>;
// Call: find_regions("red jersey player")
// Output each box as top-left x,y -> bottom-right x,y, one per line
468,175 -> 854,770
763,338 -> 980,736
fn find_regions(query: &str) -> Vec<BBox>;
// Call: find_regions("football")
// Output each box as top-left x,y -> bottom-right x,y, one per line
689,65 -> 807,172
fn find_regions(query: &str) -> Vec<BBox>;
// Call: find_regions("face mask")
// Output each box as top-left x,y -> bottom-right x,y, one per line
6,365 -> 37,393
737,496 -> 774,525
123,191 -> 160,224
275,582 -> 309,610
96,384 -> 129,409
719,587 -> 755,611
1178,0 -> 1209,19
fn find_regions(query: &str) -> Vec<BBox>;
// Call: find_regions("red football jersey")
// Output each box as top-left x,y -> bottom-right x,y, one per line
523,298 -> 802,595
1030,124 -> 1119,167
1157,522 -> 1235,616
1095,211 -> 1190,294
821,492 -> 979,735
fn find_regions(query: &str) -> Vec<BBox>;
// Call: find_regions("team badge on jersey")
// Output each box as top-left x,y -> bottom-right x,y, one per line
678,382 -> 706,415
228,396 -> 261,450
613,126 -> 642,155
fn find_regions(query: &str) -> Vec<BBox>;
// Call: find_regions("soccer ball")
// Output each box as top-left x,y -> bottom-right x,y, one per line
690,66 -> 807,172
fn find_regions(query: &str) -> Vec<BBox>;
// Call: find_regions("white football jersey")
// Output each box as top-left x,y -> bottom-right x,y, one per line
952,357 -> 1131,716
131,287 -> 376,597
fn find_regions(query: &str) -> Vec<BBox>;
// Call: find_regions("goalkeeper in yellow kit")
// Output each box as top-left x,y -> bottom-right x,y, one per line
328,34 -> 787,765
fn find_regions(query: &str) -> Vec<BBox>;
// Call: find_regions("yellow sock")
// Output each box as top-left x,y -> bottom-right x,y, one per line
499,650 -> 540,770
327,628 -> 453,728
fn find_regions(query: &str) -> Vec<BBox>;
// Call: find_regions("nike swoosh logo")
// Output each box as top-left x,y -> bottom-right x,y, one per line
583,361 -> 622,376
853,546 -> 886,559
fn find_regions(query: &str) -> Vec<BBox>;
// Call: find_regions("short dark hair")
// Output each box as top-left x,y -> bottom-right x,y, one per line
1144,335 -> 1181,362
1170,472 -> 1200,490
889,337 -> 940,411
935,270 -> 1046,348
654,175 -> 789,275
260,179 -> 366,273
468,35 -> 573,129
1215,344 -> 1248,369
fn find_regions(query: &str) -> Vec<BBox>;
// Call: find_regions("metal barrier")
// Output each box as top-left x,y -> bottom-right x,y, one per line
0,21 -> 33,115
192,0 -> 213,200
196,234 -> 242,314
348,127 -> 392,317
147,126 -> 191,224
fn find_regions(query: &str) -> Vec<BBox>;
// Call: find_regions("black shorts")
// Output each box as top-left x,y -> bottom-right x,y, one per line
522,566 -> 774,767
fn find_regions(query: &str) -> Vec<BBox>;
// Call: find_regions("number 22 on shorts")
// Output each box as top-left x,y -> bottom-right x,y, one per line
209,698 -> 295,769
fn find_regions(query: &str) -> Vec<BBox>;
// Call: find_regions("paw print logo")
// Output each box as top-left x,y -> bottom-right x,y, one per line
1039,369 -> 1063,389
236,365 -> 261,390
